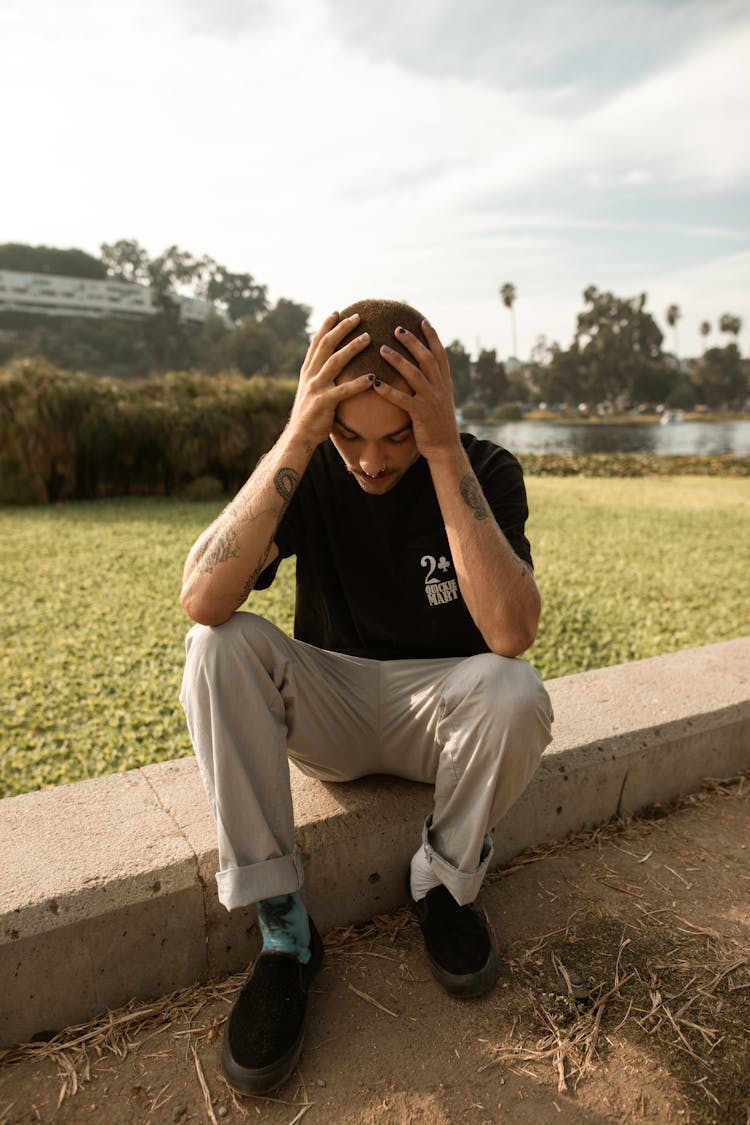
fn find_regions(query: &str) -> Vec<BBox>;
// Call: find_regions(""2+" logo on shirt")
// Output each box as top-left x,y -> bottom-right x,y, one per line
420,555 -> 459,606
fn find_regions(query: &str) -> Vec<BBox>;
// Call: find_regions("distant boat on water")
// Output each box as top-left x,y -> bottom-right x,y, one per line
660,410 -> 685,425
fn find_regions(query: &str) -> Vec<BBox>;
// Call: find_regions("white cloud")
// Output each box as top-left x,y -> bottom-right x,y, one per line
577,21 -> 750,187
1,0 -> 748,360
323,0 -> 750,111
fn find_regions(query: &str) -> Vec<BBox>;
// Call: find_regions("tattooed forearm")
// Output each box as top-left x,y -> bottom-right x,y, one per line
196,525 -> 241,573
459,474 -> 490,521
239,541 -> 274,603
274,467 -> 299,501
237,466 -> 300,602
195,467 -> 300,582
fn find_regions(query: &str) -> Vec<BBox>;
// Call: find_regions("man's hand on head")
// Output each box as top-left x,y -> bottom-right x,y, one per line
374,320 -> 462,462
287,312 -> 374,450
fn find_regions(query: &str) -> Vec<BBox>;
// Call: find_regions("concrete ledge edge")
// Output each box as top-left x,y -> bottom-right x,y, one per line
1,637 -> 748,1048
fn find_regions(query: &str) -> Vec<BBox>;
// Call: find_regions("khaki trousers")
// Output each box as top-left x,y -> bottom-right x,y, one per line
180,613 -> 553,910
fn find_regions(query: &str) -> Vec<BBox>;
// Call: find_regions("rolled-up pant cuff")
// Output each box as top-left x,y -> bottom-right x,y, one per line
215,853 -> 305,911
421,816 -> 494,906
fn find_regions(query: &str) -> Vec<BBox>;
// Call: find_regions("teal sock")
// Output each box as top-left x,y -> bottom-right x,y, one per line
256,892 -> 312,964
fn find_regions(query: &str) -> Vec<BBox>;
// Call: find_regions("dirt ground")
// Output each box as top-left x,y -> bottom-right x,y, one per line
1,776 -> 748,1125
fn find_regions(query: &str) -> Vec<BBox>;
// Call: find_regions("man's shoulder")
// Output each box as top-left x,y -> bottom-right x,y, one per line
459,432 -> 523,474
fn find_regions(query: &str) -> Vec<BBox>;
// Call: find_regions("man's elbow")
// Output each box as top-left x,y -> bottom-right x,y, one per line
486,599 -> 541,658
179,585 -> 234,628
489,623 -> 537,659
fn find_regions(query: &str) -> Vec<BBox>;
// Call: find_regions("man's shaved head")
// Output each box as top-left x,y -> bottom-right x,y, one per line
334,298 -> 428,386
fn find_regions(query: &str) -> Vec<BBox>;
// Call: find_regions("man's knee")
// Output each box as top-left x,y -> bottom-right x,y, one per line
446,653 -> 553,744
185,612 -> 278,663
182,614 -> 284,713
451,652 -> 546,706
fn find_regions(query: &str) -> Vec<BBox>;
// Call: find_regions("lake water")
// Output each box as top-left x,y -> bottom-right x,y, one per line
466,420 -> 750,457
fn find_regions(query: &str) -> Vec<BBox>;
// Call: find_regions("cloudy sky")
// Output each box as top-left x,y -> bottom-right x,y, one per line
2,0 -> 748,359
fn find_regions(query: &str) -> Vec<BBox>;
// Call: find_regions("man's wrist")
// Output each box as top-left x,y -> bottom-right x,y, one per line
279,420 -> 319,462
422,437 -> 467,473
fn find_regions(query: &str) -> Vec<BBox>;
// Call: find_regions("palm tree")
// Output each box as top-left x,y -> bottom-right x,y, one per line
718,313 -> 742,340
499,283 -> 517,359
699,320 -> 711,354
665,304 -> 681,359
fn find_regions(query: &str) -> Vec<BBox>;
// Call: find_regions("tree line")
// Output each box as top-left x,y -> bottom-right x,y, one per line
0,242 -> 747,454
0,240 -> 311,381
449,284 -> 746,415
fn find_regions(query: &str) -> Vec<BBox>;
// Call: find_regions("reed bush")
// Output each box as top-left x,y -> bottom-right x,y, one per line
0,360 -> 296,503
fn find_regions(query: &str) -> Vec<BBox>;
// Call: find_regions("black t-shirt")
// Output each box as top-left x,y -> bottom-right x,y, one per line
255,433 -> 532,660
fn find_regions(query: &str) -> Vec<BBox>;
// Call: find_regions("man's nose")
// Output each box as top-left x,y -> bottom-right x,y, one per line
359,444 -> 384,475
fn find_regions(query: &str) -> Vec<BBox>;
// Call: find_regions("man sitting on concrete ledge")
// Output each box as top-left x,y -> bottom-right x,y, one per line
178,299 -> 553,1095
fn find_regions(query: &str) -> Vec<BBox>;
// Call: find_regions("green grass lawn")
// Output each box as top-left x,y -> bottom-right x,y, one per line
2,477 -> 748,799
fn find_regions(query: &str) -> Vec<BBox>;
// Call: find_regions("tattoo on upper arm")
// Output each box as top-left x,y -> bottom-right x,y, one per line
239,547 -> 272,603
459,474 -> 490,521
513,554 -> 532,580
195,467 -> 300,594
238,466 -> 300,601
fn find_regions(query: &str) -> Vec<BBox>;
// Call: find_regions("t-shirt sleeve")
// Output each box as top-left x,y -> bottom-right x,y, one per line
473,443 -> 534,569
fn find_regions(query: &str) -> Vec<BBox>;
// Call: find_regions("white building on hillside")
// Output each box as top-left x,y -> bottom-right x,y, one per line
0,270 -> 232,326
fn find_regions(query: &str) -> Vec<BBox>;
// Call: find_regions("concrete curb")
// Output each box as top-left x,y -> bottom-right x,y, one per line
2,638 -> 748,1048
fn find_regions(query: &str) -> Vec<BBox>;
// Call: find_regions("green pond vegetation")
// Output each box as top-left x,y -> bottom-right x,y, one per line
2,475 -> 748,799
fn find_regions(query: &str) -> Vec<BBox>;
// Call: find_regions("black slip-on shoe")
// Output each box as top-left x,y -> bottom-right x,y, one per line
221,918 -> 324,1095
409,881 -> 499,998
